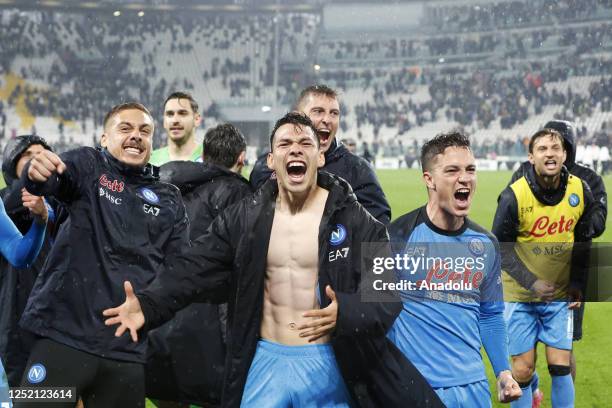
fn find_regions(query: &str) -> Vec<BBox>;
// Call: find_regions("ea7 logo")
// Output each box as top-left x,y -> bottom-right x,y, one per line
143,203 -> 160,216
329,247 -> 349,262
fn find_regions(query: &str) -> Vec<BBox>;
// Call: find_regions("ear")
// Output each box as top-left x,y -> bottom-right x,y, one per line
317,150 -> 325,168
528,152 -> 534,165
100,133 -> 108,148
237,150 -> 246,166
266,151 -> 274,170
562,149 -> 567,163
194,113 -> 203,127
423,171 -> 435,191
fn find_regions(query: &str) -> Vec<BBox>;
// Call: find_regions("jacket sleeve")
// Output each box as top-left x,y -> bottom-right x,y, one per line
352,162 -> 392,225
579,171 -> 607,239
162,190 -> 191,255
334,208 -> 401,339
21,148 -> 90,203
492,187 -> 538,290
138,205 -> 237,330
570,180 -> 596,291
248,154 -> 273,190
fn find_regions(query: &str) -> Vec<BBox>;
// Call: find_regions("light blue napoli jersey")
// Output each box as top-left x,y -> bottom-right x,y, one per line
387,207 -> 504,388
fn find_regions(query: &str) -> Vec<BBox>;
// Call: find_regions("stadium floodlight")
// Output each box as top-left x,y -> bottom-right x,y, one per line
113,10 -> 121,17
314,64 -> 321,71
138,11 -> 145,17
261,105 -> 272,113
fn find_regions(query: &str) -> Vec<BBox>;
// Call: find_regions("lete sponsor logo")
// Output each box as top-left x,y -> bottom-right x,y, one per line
99,174 -> 125,192
528,215 -> 574,237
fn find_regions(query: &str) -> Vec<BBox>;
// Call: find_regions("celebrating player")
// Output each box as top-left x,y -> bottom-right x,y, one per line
16,103 -> 189,407
493,128 -> 594,408
149,92 -> 203,166
104,112 -> 443,408
249,85 -> 391,224
387,131 -> 522,407
507,119 -> 607,403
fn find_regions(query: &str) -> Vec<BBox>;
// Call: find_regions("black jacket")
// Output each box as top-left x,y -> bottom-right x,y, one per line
0,181 -> 56,386
509,120 -> 607,239
494,165 -> 594,292
20,147 -> 189,363
250,140 -> 392,224
146,161 -> 252,405
138,172 -> 443,408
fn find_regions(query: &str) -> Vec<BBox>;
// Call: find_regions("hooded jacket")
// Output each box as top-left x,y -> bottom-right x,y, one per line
509,120 -> 607,239
0,135 -> 57,386
137,171 -> 443,408
146,161 -> 252,405
20,147 -> 189,363
249,139 -> 392,224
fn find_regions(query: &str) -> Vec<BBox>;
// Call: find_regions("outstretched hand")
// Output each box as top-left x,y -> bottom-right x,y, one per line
298,285 -> 338,342
103,281 -> 145,342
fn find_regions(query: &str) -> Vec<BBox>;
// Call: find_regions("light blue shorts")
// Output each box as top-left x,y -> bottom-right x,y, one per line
434,380 -> 491,408
241,339 -> 352,407
505,302 -> 573,355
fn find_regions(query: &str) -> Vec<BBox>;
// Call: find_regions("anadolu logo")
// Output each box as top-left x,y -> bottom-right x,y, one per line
27,363 -> 46,384
568,193 -> 580,207
330,224 -> 347,246
139,188 -> 160,204
468,237 -> 485,256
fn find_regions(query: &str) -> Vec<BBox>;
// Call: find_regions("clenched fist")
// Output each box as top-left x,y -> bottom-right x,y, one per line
27,150 -> 67,183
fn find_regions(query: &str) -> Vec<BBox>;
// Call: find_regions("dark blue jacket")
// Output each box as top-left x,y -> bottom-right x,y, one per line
20,147 -> 189,363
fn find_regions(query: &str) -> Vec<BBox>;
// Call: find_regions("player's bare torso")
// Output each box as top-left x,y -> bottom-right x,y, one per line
261,186 -> 330,345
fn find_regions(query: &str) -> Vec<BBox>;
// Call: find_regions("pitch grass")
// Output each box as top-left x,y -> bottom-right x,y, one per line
378,169 -> 612,408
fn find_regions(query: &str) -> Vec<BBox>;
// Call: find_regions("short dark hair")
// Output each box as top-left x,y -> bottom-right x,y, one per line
103,102 -> 153,129
202,123 -> 246,168
293,84 -> 339,111
270,112 -> 319,150
528,128 -> 564,153
163,91 -> 199,114
420,131 -> 471,172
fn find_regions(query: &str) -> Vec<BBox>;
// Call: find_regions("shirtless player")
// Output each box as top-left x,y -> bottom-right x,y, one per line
104,112 -> 442,407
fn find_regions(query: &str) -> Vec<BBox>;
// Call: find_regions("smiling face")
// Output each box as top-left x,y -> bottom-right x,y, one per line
267,123 -> 324,195
528,133 -> 566,179
163,98 -> 201,145
101,108 -> 154,167
424,146 -> 477,219
298,93 -> 340,154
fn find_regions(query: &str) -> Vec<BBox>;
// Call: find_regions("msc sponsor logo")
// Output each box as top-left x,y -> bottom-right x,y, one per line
99,174 -> 124,192
99,188 -> 122,205
330,224 -> 347,246
27,363 -> 46,384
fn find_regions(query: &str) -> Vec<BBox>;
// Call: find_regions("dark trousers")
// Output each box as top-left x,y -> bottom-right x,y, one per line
15,338 -> 144,408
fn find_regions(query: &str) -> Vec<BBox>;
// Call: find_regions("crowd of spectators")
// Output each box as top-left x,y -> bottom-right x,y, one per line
422,0 -> 612,33
319,23 -> 611,62
0,9 -> 317,147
